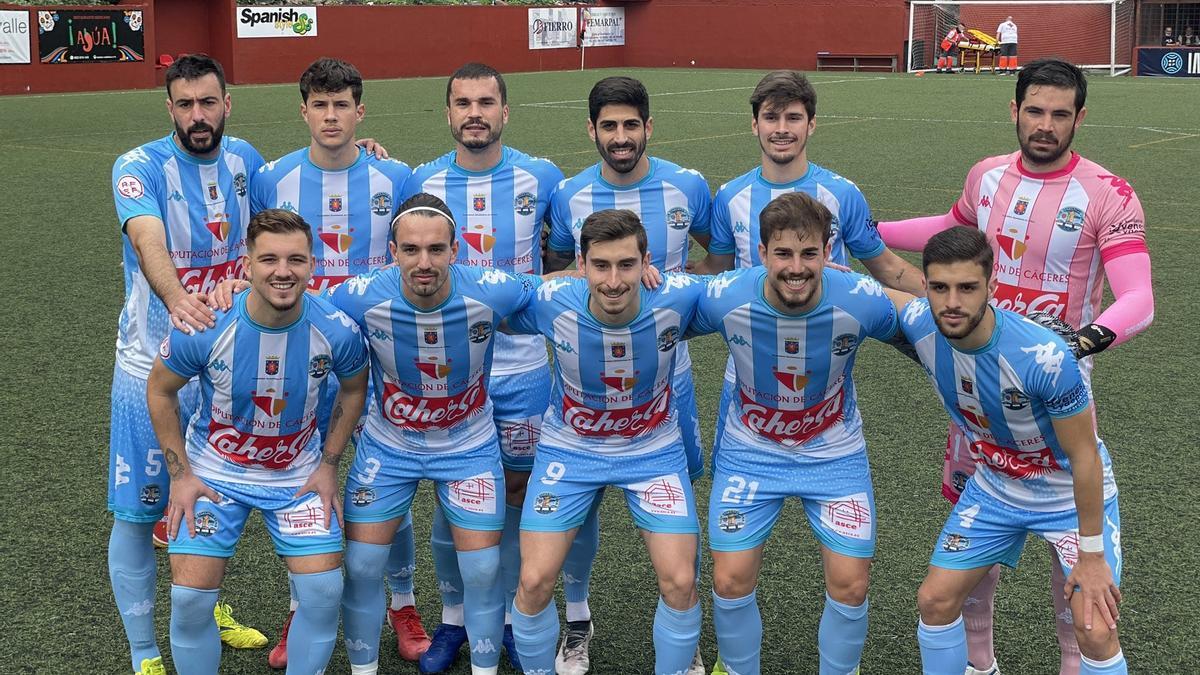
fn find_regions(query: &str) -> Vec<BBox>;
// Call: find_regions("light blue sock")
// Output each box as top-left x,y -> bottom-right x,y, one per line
511,601 -> 559,674
818,593 -> 868,675
387,512 -> 416,598
1081,651 -> 1128,674
286,569 -> 343,675
563,498 -> 600,605
917,616 -> 967,675
713,589 -> 762,675
169,585 -> 220,675
342,541 -> 389,666
458,546 -> 504,669
653,597 -> 701,675
108,519 -> 160,671
500,504 -> 522,621
432,503 -> 465,616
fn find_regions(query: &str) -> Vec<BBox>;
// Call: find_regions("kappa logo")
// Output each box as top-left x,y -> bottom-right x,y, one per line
661,274 -> 698,294
168,190 -> 185,202
327,311 -> 359,333
1020,341 -> 1065,386
344,638 -> 371,652
370,328 -> 392,342
733,221 -> 750,234
114,454 -> 131,486
849,276 -> 884,297
706,273 -> 736,299
473,638 -> 497,654
537,277 -> 571,301
477,269 -> 510,286
123,599 -> 153,617
555,340 -> 576,354
117,147 -> 151,170
345,275 -> 373,295
727,334 -> 750,347
903,299 -> 929,326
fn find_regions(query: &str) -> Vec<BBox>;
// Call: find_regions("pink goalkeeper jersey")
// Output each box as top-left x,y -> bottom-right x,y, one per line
951,151 -> 1148,336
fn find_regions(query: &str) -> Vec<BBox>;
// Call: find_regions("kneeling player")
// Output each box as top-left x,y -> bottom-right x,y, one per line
888,228 -> 1125,675
690,192 -> 900,675
508,210 -> 705,675
147,209 -> 369,675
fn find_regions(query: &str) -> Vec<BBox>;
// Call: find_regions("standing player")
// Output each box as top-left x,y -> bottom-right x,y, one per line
877,58 -> 1152,675
331,194 -> 536,675
249,57 -> 423,668
691,69 -> 923,458
995,17 -> 1019,75
108,54 -> 265,675
401,62 -> 564,673
691,192 -> 901,675
888,227 -> 1126,675
937,23 -> 969,74
509,210 -> 705,675
147,209 -> 369,675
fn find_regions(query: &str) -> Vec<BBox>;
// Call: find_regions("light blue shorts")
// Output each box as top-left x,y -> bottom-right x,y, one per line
167,476 -> 343,558
521,442 -> 698,535
108,365 -> 199,523
343,430 -> 505,532
931,479 -> 1122,584
708,440 -> 876,558
490,366 -> 551,472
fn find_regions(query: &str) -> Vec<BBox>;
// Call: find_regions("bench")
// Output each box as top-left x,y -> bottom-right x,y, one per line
815,52 -> 898,73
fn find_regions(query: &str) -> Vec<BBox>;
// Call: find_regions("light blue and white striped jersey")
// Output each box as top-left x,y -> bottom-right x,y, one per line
508,273 -> 704,456
250,147 -> 411,294
899,300 -> 1117,512
692,268 -> 898,458
159,293 -> 367,488
112,134 -> 264,379
710,164 -> 886,269
403,147 -> 563,376
330,265 -> 536,453
548,156 -> 712,373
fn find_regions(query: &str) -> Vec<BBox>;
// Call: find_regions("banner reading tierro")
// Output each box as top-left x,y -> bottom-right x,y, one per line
528,7 -> 577,50
37,9 -> 144,64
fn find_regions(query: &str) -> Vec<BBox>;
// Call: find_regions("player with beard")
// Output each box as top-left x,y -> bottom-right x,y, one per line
691,70 -> 923,492
884,227 -> 1126,675
876,58 -> 1152,675
545,78 -> 713,674
108,54 -> 266,675
689,193 -> 902,675
401,63 -> 565,674
146,209 -> 369,675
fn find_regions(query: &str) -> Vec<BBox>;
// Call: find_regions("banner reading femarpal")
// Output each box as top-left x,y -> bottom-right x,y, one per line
37,10 -> 144,63
582,7 -> 625,48
236,6 -> 318,39
0,10 -> 31,64
528,7 -> 576,50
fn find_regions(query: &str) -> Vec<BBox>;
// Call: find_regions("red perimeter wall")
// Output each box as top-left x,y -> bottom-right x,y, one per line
2,0 -> 909,96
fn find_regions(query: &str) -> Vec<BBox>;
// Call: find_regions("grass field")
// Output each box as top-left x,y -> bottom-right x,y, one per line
1,67 -> 1197,674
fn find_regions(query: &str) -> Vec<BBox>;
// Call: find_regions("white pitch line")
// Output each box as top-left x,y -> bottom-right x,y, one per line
519,78 -> 887,107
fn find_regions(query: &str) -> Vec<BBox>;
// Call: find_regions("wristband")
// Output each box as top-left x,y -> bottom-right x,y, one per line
1078,534 -> 1105,553
1076,323 -> 1116,358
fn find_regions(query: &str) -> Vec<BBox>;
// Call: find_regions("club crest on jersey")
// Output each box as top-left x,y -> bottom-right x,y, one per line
784,338 -> 800,355
996,230 -> 1027,260
1012,196 -> 1030,216
959,376 -> 974,395
233,172 -> 247,197
205,216 -> 231,242
414,357 -> 451,380
472,194 -> 487,212
424,330 -> 439,345
462,225 -> 496,253
351,487 -> 376,507
533,492 -> 559,514
194,511 -> 218,537
1002,387 -> 1030,410
371,192 -> 392,216
657,326 -> 679,352
1054,206 -> 1085,233
468,321 -> 493,344
319,226 -> 353,253
265,357 -> 280,375
610,342 -> 626,359
140,484 -> 161,505
719,509 -> 745,533
207,183 -> 219,201
253,388 -> 288,416
600,368 -> 637,392
943,533 -> 970,552
514,192 -> 537,216
666,207 -> 692,230
772,366 -> 808,391
158,336 -> 171,359
831,333 -> 858,356
328,195 -> 343,213
309,354 -> 332,379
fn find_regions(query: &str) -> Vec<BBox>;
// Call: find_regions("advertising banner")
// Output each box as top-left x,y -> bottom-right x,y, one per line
236,6 -> 318,39
528,7 -> 577,50
1137,47 -> 1200,77
37,9 -> 144,64
582,7 -> 625,48
0,10 -> 31,64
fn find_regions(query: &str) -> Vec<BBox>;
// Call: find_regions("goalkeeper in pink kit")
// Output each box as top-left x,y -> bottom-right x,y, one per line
877,58 -> 1153,675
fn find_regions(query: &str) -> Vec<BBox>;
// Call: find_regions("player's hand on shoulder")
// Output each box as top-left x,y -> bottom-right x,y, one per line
824,259 -> 852,273
357,138 -> 389,160
169,290 -> 217,335
641,264 -> 663,290
1025,311 -> 1082,357
207,278 -> 250,311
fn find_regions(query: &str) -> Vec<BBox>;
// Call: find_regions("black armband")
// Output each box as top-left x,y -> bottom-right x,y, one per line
1076,323 -> 1117,358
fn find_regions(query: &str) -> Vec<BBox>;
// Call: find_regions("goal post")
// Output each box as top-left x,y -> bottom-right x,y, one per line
907,0 -> 1134,76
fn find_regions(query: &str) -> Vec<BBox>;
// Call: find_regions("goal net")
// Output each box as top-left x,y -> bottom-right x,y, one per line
907,0 -> 1134,75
